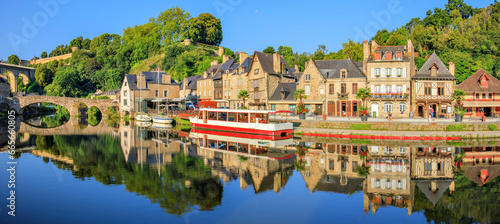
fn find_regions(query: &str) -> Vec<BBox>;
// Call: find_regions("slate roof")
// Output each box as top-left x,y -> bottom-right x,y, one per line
367,45 -> 411,62
313,175 -> 364,194
413,52 -> 456,80
464,165 -> 500,186
457,68 -> 500,92
199,59 -> 237,80
125,74 -> 138,90
415,179 -> 453,205
254,52 -> 295,78
269,82 -> 296,101
180,75 -> 201,90
313,59 -> 366,79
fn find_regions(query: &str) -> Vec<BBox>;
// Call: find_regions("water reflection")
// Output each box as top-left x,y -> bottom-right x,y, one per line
4,124 -> 500,223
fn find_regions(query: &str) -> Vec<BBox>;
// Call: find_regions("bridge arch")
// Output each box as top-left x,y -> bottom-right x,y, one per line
3,70 -> 16,92
0,63 -> 36,93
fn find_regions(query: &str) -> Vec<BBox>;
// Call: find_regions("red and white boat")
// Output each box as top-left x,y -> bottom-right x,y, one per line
189,108 -> 294,140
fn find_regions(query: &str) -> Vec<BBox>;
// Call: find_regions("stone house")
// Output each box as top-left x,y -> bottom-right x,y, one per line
91,89 -> 121,101
245,52 -> 296,110
294,59 -> 367,116
197,57 -> 237,107
179,75 -> 201,101
457,68 -> 500,117
411,52 -> 456,118
222,52 -> 252,109
119,71 -> 179,115
0,78 -> 9,100
364,40 -> 415,118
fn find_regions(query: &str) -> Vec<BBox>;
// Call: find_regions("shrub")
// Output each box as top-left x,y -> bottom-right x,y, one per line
488,124 -> 497,131
446,124 -> 464,131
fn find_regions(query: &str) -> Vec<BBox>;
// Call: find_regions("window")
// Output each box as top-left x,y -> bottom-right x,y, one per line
352,83 -> 358,93
375,68 -> 381,77
375,179 -> 381,188
384,103 -> 393,112
476,93 -> 479,98
320,89 -> 324,95
207,112 -> 216,120
386,179 -> 392,188
397,68 -> 402,77
123,99 -> 127,106
329,84 -> 334,94
482,93 -> 486,99
238,113 -> 248,122
124,82 -> 127,86
305,74 -> 310,81
254,69 -> 259,75
399,103 -> 406,112
341,83 -> 346,94
204,80 -> 206,86
352,161 -> 358,172
329,160 -> 334,170
396,86 -> 403,93
375,51 -> 381,60
123,90 -> 127,97
437,83 -> 444,96
386,68 -> 391,77
386,52 -> 392,60
271,104 -> 276,110
489,93 -> 492,99
228,112 -> 237,121
425,83 -> 432,95
375,86 -> 380,93
305,85 -> 311,95
431,66 -> 437,76
209,90 -> 211,96
386,86 -> 391,94
341,71 -> 346,79
396,51 -> 402,60
164,91 -> 167,97
289,104 -> 296,110
217,112 -> 227,121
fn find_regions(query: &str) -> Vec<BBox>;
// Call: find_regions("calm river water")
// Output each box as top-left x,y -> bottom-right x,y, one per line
0,119 -> 499,224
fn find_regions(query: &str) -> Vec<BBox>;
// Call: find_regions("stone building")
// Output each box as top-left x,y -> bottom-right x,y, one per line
412,53 -> 456,118
179,75 -> 201,100
197,58 -> 237,107
364,40 -> 415,118
293,59 -> 367,116
119,71 -> 179,115
91,89 -> 121,101
245,52 -> 296,110
222,52 -> 252,109
457,68 -> 500,117
0,77 -> 9,100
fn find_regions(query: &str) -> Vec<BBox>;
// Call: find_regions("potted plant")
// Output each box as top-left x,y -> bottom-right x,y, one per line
356,88 -> 371,122
452,89 -> 465,122
294,89 -> 308,120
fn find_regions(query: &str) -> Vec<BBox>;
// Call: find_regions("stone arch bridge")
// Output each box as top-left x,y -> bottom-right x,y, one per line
0,63 -> 36,93
16,95 -> 114,117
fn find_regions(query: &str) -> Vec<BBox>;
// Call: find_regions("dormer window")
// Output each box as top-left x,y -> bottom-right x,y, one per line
341,71 -> 346,79
375,51 -> 382,60
430,64 -> 438,76
480,74 -> 489,87
385,52 -> 392,60
254,69 -> 259,75
124,82 -> 127,86
396,51 -> 402,60
305,74 -> 310,81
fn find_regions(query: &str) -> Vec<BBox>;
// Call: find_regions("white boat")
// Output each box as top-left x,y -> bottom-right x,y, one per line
135,121 -> 152,127
135,113 -> 151,122
153,115 -> 173,124
189,108 -> 294,140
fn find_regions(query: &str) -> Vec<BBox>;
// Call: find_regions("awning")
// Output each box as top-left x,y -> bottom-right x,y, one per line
171,98 -> 184,102
152,98 -> 169,102
463,101 -> 500,107
268,110 -> 293,114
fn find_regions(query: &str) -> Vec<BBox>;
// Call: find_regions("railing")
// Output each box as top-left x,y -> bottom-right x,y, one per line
337,92 -> 349,99
370,93 -> 409,100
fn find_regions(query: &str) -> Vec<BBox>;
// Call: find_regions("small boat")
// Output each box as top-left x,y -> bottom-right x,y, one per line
135,113 -> 152,122
153,115 -> 173,124
152,123 -> 173,130
135,121 -> 152,127
190,108 -> 294,140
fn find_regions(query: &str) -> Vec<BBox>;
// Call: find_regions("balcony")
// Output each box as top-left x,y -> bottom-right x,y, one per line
370,93 -> 409,101
254,87 -> 260,92
337,92 -> 349,100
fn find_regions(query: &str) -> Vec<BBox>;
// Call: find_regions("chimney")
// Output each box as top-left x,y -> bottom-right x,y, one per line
218,46 -> 224,56
162,73 -> 172,84
363,40 -> 370,75
273,53 -> 280,73
211,60 -> 218,66
449,61 -> 455,76
407,39 -> 413,54
137,73 -> 147,89
370,40 -> 378,53
223,55 -> 230,63
239,51 -> 248,63
203,71 -> 208,79
295,64 -> 299,72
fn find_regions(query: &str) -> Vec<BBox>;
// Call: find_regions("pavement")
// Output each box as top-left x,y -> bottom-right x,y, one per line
293,127 -> 500,137
272,114 -> 500,124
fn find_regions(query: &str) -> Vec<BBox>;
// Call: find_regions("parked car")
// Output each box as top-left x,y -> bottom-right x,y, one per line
219,107 -> 229,109
186,103 -> 196,110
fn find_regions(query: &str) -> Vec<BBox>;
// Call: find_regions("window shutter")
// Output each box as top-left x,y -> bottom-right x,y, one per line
403,164 -> 407,173
371,178 -> 375,188
403,68 -> 406,77
392,85 -> 396,93
371,165 -> 375,172
381,180 -> 386,189
403,85 -> 407,93
381,85 -> 385,93
371,68 -> 374,78
392,164 -> 397,172
392,67 -> 397,77
381,68 -> 385,77
371,85 -> 374,92
402,179 -> 407,189
392,180 -> 397,189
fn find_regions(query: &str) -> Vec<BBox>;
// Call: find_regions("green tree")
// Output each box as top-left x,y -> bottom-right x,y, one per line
8,54 -> 20,65
154,7 -> 192,45
35,64 -> 55,87
41,51 -> 48,58
237,90 -> 249,108
263,46 -> 275,54
355,88 -> 371,107
185,13 -> 223,46
294,89 -> 307,102
70,36 -> 83,48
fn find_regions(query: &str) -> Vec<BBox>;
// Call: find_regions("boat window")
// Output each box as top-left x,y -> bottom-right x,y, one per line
199,138 -> 203,147
238,113 -> 249,123
208,140 -> 217,149
198,111 -> 203,119
228,112 -> 237,122
208,112 -> 217,120
218,141 -> 227,150
250,145 -> 257,154
251,113 -> 268,123
228,142 -> 237,152
238,143 -> 249,153
218,112 -> 227,121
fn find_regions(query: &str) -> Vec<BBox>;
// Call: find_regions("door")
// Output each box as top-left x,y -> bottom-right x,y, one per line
418,105 -> 423,117
342,102 -> 347,117
371,103 -> 379,117
352,102 -> 358,116
315,104 -> 323,115
327,101 -> 335,116
484,107 -> 491,117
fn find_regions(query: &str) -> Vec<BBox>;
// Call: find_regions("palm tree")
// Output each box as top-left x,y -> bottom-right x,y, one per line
237,90 -> 249,108
355,88 -> 371,108
294,89 -> 307,102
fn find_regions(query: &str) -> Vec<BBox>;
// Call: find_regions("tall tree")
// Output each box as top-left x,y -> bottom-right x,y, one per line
41,51 -> 48,59
263,46 -> 275,54
8,54 -> 20,65
154,7 -> 191,45
185,13 -> 223,46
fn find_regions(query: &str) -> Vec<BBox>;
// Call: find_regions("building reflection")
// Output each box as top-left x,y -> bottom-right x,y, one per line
460,145 -> 500,186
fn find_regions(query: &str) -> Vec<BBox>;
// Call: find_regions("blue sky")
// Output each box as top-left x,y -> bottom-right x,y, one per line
0,0 -> 493,61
